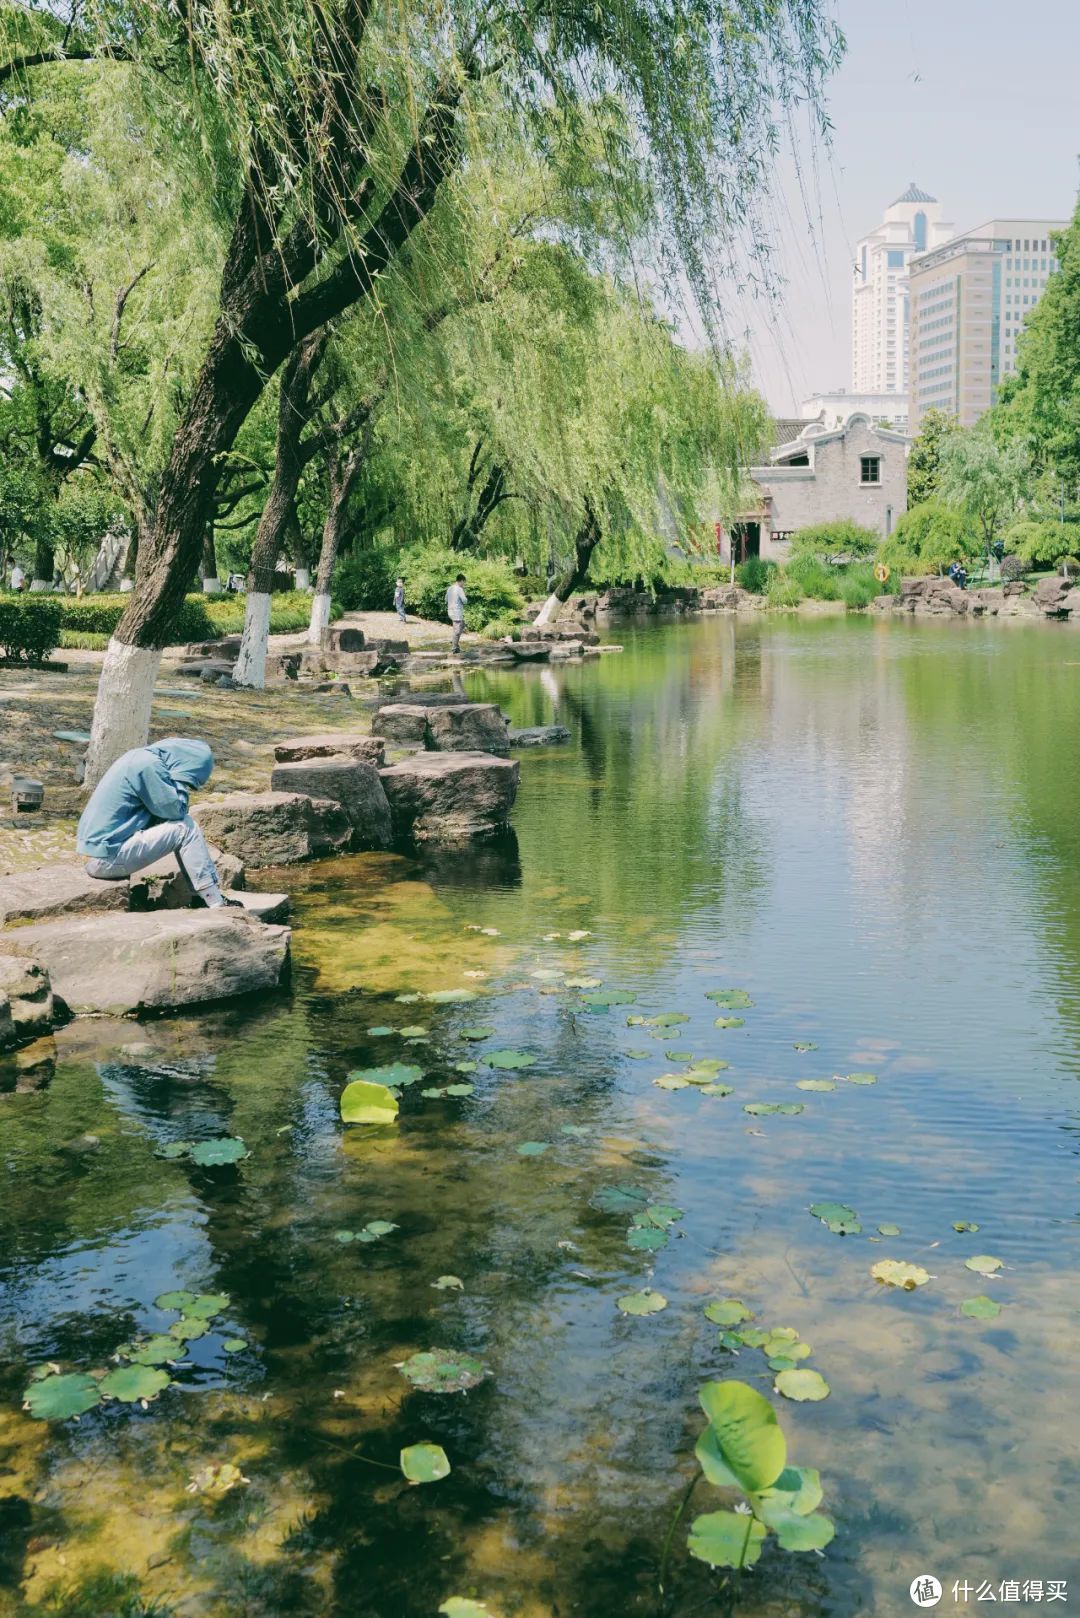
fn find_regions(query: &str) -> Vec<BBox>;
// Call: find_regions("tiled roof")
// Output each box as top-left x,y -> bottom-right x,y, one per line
771,417 -> 806,446
892,181 -> 936,205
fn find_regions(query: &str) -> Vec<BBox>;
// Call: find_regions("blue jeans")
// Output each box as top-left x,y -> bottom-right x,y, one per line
84,815 -> 225,904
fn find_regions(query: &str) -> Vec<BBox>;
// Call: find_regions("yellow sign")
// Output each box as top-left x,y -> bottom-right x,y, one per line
874,562 -> 890,584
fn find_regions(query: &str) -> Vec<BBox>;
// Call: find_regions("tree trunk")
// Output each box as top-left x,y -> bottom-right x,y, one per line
199,525 -> 221,592
308,444 -> 363,644
32,534 -> 55,589
534,500 -> 600,626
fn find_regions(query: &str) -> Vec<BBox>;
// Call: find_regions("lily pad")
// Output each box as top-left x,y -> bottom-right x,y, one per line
355,1062 -> 425,1090
581,990 -> 636,1008
809,1202 -> 857,1225
705,989 -> 752,1009
953,1221 -> 980,1233
171,1318 -> 209,1341
122,1336 -> 179,1366
792,1042 -> 818,1052
743,1102 -> 803,1116
158,1142 -> 193,1159
432,1275 -> 464,1291
762,1464 -> 823,1516
626,1048 -> 652,1059
400,1442 -> 451,1484
22,1372 -> 102,1421
646,1012 -> 689,1027
704,1299 -> 753,1326
616,1289 -> 667,1316
184,1293 -> 231,1318
664,1049 -> 694,1063
713,1016 -> 745,1028
340,1080 -> 399,1125
701,1082 -> 734,1097
877,1223 -> 902,1237
399,1025 -> 429,1038
425,989 -> 478,1003
871,1259 -> 931,1290
687,1509 -> 765,1570
486,1049 -> 535,1070
760,1504 -> 835,1552
155,1290 -> 198,1312
644,1204 -> 683,1227
445,1083 -> 475,1098
592,1184 -> 648,1214
796,1079 -> 836,1092
961,1294 -> 1001,1319
626,1225 -> 668,1252
459,1026 -> 496,1041
189,1137 -> 247,1167
99,1365 -> 171,1404
653,1074 -> 689,1090
439,1601 -> 494,1618
561,1124 -> 591,1137
454,1061 -> 478,1075
223,1338 -> 248,1353
517,1141 -> 549,1156
774,1368 -> 830,1402
843,1071 -> 877,1085
421,1087 -> 448,1099
397,1348 -> 487,1393
367,1026 -> 394,1036
695,1380 -> 786,1491
365,1220 -> 398,1237
964,1254 -> 1004,1276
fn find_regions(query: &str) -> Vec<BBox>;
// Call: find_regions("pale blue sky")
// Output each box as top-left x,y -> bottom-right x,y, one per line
735,0 -> 1080,413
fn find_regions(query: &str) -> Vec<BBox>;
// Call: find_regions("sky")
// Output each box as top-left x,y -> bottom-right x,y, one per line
731,0 -> 1080,415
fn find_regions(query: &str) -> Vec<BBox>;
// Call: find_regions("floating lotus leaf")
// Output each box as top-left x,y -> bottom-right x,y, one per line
760,1505 -> 835,1552
871,1259 -> 930,1290
843,1072 -> 877,1085
704,1299 -> 753,1326
223,1338 -> 248,1353
189,1137 -> 248,1167
340,1079 -> 399,1125
564,976 -> 602,989
397,1349 -> 487,1392
431,1275 -> 464,1291
616,1289 -> 667,1316
567,929 -> 591,941
421,1087 -> 448,1099
185,1293 -> 230,1318
626,1225 -> 668,1252
713,1016 -> 745,1028
155,1290 -> 198,1312
22,1372 -> 101,1420
664,1049 -> 694,1063
99,1365 -> 171,1404
792,1042 -> 818,1052
517,1141 -> 549,1156
705,989 -> 752,1008
400,1442 -> 451,1484
171,1318 -> 209,1341
439,1601 -> 493,1618
653,1074 -> 689,1090
688,1509 -> 765,1570
768,1355 -> 797,1371
964,1254 -> 1003,1275
961,1295 -> 1001,1319
187,1462 -> 248,1497
367,1026 -> 393,1036
717,1330 -> 743,1350
696,1380 -> 786,1491
486,1049 -> 535,1069
763,1337 -> 811,1362
734,1327 -> 768,1348
685,1058 -> 728,1075
774,1368 -> 829,1402
531,968 -> 563,981
591,1184 -> 648,1214
646,1012 -> 689,1027
644,1204 -> 682,1227
626,1015 -> 645,1026
877,1223 -> 902,1237
626,1048 -> 651,1059
762,1465 -> 823,1516
158,1142 -> 192,1159
445,1084 -> 475,1097
953,1221 -> 980,1233
459,1026 -> 496,1041
581,990 -> 636,1008
744,1102 -> 803,1116
796,1079 -> 836,1092
701,1082 -> 734,1097
122,1336 -> 178,1366
454,1061 -> 478,1074
809,1202 -> 857,1225
353,1063 -> 424,1090
561,1124 -> 590,1137
365,1220 -> 398,1237
399,1025 -> 429,1038
425,989 -> 478,1003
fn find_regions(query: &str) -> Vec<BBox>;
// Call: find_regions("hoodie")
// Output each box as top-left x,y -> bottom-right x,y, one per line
77,738 -> 214,860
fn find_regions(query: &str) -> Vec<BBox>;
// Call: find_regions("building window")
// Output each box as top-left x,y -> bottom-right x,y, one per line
914,211 -> 927,251
860,456 -> 882,486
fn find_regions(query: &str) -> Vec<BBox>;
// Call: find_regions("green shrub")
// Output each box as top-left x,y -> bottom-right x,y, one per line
481,616 -> 519,639
734,556 -> 776,594
1000,553 -> 1025,582
1004,520 -> 1073,567
333,546 -> 398,612
879,501 -> 977,576
835,564 -> 882,608
784,554 -> 841,599
397,546 -> 525,630
54,590 -> 320,645
0,596 -> 63,662
788,520 -> 879,561
766,573 -> 805,608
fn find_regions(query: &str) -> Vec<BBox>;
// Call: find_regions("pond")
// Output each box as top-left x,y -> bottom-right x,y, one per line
3,613 -> 1080,1618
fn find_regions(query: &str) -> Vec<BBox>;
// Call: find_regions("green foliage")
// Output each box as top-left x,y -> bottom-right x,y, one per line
0,595 -> 62,661
55,591 -> 319,646
907,408 -> 959,507
1000,553 -> 1026,583
937,424 -> 1030,547
1004,519 -> 1074,566
878,501 -> 978,576
397,546 -> 525,630
766,573 -> 805,608
734,556 -> 776,594
332,546 -> 398,613
787,520 -> 878,560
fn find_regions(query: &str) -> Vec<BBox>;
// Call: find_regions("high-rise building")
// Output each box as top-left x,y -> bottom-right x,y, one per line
851,185 -> 953,397
908,220 -> 1066,429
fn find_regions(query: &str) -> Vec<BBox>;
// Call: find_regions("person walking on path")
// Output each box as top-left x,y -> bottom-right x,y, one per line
446,572 -> 467,653
77,737 -> 238,907
393,577 -> 407,623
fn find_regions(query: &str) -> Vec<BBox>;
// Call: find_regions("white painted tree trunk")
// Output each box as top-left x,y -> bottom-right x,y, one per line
84,640 -> 162,789
232,591 -> 271,689
307,591 -> 332,644
533,591 -> 562,627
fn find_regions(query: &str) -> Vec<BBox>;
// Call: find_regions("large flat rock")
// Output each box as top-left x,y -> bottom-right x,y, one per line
194,792 -> 351,865
425,704 -> 510,755
268,758 -> 392,848
379,751 -> 519,841
0,910 -> 290,1016
372,703 -> 431,743
0,862 -> 131,927
274,732 -> 385,767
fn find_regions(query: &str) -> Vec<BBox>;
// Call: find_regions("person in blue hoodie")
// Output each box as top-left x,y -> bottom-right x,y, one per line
77,738 -> 237,907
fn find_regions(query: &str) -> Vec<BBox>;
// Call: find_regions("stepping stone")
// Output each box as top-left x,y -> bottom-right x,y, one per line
0,909 -> 290,1016
0,863 -> 131,927
268,757 -> 392,849
193,791 -> 351,866
424,704 -> 510,756
379,751 -> 519,842
273,733 -> 385,767
320,624 -> 366,653
372,703 -> 430,744
226,891 -> 290,923
508,725 -> 571,747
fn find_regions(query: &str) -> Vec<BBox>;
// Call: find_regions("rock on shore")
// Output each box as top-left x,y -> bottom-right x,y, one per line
379,752 -> 519,841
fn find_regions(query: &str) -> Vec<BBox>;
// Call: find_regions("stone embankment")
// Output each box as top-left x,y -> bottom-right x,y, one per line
870,575 -> 1080,621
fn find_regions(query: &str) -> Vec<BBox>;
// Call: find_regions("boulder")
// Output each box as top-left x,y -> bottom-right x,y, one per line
1063,588 -> 1080,615
176,658 -> 235,680
274,732 -> 385,767
1034,575 -> 1071,611
373,703 -> 432,744
508,725 -> 571,748
0,910 -> 290,1016
127,846 -> 245,910
320,623 -> 366,652
301,648 -> 381,678
227,891 -> 291,923
194,791 -> 352,865
379,751 -> 519,841
424,704 -> 510,756
0,954 -> 54,1043
268,757 -> 393,848
0,862 -> 131,927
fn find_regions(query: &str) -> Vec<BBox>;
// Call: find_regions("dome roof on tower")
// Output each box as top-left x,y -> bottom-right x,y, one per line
891,182 -> 937,205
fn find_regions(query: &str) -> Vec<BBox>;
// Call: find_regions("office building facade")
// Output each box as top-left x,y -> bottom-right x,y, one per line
852,185 -> 953,397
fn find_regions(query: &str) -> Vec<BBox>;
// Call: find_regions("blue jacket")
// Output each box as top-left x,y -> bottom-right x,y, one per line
77,738 -> 214,860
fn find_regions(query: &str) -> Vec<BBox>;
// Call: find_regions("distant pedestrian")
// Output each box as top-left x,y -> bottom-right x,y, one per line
9,563 -> 25,592
394,577 -> 407,623
446,572 -> 467,653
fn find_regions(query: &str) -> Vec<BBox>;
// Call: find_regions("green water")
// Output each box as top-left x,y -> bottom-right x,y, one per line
3,613 -> 1080,1618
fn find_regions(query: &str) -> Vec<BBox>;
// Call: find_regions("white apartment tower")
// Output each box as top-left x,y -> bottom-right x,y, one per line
851,184 -> 952,396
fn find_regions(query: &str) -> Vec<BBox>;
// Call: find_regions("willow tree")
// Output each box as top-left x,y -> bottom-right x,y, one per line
2,0 -> 841,784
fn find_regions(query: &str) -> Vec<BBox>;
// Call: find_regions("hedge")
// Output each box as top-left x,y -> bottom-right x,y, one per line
0,597 -> 64,662
52,590 -> 327,646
